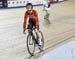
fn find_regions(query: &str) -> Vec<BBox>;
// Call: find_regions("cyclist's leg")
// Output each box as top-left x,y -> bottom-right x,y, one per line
44,10 -> 48,19
34,25 -> 39,39
27,22 -> 33,33
27,19 -> 38,44
34,25 -> 42,46
44,10 -> 51,24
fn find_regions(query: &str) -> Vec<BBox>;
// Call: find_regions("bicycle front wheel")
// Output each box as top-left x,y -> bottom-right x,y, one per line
27,34 -> 35,56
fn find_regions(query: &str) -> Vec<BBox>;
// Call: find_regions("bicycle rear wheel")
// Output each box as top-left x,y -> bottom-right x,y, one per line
38,31 -> 44,51
27,34 -> 35,56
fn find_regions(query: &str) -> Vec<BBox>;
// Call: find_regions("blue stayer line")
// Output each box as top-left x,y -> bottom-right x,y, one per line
38,41 -> 75,59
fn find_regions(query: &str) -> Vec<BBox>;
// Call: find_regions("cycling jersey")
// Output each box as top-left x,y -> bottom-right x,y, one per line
23,9 -> 39,29
43,0 -> 51,10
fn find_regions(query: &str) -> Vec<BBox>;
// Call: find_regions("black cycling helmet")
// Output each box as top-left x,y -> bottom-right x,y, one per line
26,3 -> 33,9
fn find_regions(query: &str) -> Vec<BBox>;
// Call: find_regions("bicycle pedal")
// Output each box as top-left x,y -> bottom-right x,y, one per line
31,53 -> 34,56
38,45 -> 42,49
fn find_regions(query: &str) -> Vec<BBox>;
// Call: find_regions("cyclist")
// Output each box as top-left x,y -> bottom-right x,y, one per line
43,0 -> 51,24
23,3 -> 42,46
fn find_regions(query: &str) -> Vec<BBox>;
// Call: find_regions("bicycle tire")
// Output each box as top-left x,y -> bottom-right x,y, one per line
27,34 -> 35,56
38,31 -> 44,50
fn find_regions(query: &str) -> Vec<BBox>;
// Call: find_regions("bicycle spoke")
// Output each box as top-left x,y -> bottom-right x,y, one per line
27,35 -> 35,56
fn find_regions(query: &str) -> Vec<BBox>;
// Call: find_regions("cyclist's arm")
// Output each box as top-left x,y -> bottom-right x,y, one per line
23,11 -> 28,29
34,10 -> 39,29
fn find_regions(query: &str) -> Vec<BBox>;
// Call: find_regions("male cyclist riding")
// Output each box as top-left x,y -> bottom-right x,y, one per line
23,3 -> 42,46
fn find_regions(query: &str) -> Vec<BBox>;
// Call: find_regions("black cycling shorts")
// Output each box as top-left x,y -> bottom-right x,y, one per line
27,19 -> 39,30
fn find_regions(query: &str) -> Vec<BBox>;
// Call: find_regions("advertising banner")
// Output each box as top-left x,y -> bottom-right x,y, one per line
28,0 -> 43,5
7,0 -> 27,7
7,0 -> 43,7
0,0 -> 7,8
7,0 -> 64,8
58,0 -> 64,2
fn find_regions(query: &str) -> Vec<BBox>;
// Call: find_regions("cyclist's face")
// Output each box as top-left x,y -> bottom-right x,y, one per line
47,0 -> 50,2
26,5 -> 32,11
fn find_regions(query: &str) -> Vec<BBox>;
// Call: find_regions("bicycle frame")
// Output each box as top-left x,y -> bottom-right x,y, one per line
25,28 -> 44,56
26,28 -> 38,44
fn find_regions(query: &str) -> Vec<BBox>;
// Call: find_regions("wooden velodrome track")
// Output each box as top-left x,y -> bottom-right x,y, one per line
0,0 -> 75,59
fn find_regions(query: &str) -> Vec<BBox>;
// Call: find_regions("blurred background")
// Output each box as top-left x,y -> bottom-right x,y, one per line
0,0 -> 64,8
0,0 -> 75,59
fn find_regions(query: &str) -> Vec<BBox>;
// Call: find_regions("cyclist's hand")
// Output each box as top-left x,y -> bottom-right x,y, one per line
23,29 -> 26,34
35,28 -> 38,33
